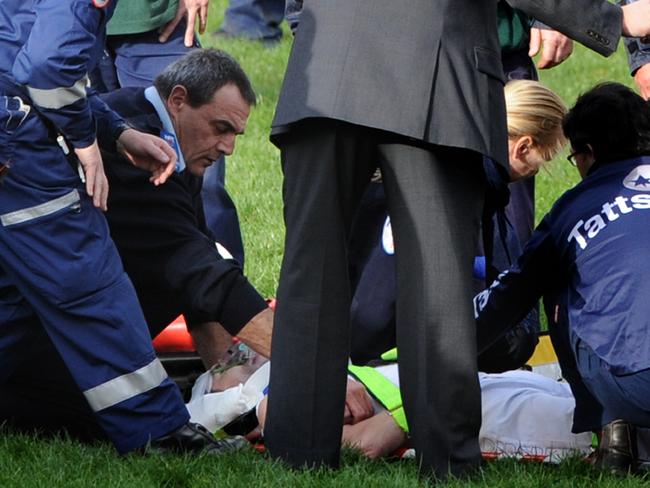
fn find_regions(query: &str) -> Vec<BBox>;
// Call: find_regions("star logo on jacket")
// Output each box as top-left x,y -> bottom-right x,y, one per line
623,165 -> 650,191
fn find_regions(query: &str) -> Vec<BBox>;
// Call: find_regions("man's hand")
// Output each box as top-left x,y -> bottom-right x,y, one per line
341,410 -> 407,459
159,0 -> 209,47
622,0 -> 650,38
74,141 -> 109,211
529,27 -> 573,69
343,379 -> 374,425
634,63 -> 650,99
117,129 -> 177,185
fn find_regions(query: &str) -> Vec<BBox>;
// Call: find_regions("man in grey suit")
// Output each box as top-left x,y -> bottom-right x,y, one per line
265,0 -> 650,479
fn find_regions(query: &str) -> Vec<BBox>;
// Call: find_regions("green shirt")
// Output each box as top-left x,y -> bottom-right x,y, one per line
107,0 -> 178,36
497,1 -> 532,52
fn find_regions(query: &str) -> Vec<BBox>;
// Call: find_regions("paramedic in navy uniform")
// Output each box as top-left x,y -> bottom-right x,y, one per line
0,0 -> 243,454
475,82 -> 650,472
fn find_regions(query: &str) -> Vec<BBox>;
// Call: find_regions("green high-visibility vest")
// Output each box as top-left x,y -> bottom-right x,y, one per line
348,363 -> 409,433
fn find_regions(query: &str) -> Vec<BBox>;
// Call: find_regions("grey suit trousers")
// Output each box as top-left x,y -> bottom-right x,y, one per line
265,119 -> 486,479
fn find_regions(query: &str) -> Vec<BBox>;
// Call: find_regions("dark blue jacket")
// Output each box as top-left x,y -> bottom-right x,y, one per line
0,0 -> 124,148
476,156 -> 650,374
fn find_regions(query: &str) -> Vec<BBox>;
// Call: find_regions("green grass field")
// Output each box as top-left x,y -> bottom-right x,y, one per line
2,3 -> 649,487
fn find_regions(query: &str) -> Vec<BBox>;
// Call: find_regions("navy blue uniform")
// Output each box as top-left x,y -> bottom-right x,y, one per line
0,0 -> 188,453
475,157 -> 650,428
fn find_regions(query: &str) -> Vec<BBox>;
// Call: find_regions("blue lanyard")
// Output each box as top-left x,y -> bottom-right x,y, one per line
144,86 -> 186,173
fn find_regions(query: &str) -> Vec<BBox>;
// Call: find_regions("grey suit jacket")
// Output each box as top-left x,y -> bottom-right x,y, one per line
272,0 -> 622,168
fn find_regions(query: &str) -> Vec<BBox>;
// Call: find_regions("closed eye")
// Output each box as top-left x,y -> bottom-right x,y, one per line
214,120 -> 244,136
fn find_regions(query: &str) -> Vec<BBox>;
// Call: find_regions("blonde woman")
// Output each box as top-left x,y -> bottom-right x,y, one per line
505,79 -> 567,181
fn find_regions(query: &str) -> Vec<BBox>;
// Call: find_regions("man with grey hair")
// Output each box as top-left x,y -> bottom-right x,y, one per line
100,48 -> 272,367
0,49 -> 274,443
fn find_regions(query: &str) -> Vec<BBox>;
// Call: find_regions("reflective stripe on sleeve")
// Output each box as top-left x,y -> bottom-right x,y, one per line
0,190 -> 80,227
83,358 -> 168,412
27,77 -> 87,109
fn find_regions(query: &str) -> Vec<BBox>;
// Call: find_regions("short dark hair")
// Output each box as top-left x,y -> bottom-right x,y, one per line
562,82 -> 650,164
154,48 -> 256,107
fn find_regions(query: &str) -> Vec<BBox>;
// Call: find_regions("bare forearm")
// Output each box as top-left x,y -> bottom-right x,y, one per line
236,307 -> 273,358
190,321 -> 234,369
189,307 -> 273,368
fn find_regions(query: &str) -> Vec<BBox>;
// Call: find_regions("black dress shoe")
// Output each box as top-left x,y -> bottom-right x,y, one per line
149,422 -> 248,455
595,419 -> 638,475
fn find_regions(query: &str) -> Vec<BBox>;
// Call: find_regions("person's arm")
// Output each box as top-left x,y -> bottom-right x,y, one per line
474,215 -> 564,354
93,91 -> 177,185
169,237 -> 269,338
341,410 -> 407,459
12,1 -> 112,208
620,1 -> 650,99
256,379 -> 388,457
507,0 -> 650,56
191,307 -> 274,369
343,379 -> 375,425
13,1 -> 102,148
620,0 -> 650,37
110,163 -> 269,337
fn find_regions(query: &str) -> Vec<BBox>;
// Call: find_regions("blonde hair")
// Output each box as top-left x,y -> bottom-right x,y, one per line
505,80 -> 567,162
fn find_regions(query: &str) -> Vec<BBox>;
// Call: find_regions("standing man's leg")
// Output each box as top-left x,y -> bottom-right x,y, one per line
380,143 -> 485,479
265,119 -> 375,468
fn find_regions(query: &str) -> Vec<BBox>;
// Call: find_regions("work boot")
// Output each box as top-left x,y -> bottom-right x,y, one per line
595,419 -> 637,475
149,422 -> 248,455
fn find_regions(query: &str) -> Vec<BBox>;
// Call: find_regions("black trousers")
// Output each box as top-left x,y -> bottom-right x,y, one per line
265,119 -> 486,479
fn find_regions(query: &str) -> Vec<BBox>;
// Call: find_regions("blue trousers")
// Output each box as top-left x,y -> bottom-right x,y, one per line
574,339 -> 650,428
219,0 -> 285,41
89,20 -> 245,264
91,20 -> 196,91
0,91 -> 188,453
545,289 -> 650,431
